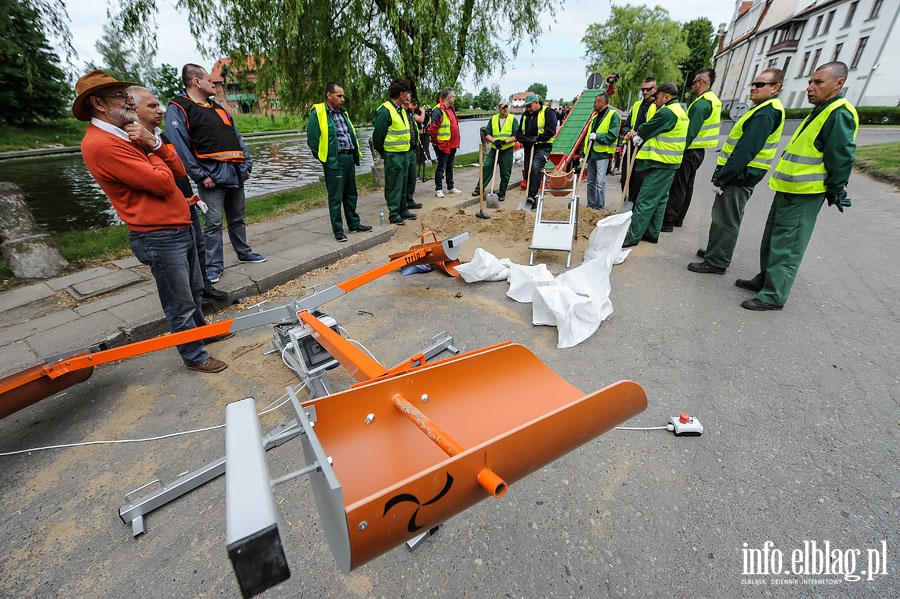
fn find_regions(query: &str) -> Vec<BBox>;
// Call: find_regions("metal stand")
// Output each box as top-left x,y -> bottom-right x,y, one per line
529,172 -> 579,268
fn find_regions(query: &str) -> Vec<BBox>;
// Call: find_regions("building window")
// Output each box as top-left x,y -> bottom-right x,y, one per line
833,43 -> 843,62
799,52 -> 810,78
851,37 -> 869,68
844,1 -> 858,27
768,58 -> 779,68
783,56 -> 792,75
869,0 -> 883,19
812,14 -> 823,37
787,91 -> 797,107
760,36 -> 767,54
823,10 -> 835,34
809,49 -> 822,75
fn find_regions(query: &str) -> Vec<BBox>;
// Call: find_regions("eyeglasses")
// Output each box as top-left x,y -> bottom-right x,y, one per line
640,87 -> 654,92
97,91 -> 132,101
750,81 -> 775,88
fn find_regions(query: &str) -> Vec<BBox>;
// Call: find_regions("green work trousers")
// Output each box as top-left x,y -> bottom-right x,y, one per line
474,148 -> 514,200
324,153 -> 361,234
402,150 -> 418,213
625,166 -> 678,244
384,151 -> 414,220
703,184 -> 754,269
748,191 -> 825,306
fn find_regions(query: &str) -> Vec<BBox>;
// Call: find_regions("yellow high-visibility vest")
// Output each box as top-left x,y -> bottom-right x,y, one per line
312,103 -> 361,162
717,96 -> 785,171
630,99 -> 657,129
583,108 -> 617,155
380,101 -> 411,152
636,102 -> 689,165
437,109 -> 451,142
687,90 -> 722,149
769,98 -> 859,194
490,113 -> 516,150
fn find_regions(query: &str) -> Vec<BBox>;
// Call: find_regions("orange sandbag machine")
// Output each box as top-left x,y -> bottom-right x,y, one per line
0,231 -> 647,598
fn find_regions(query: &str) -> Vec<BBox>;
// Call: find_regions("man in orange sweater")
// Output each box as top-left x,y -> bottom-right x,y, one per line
73,70 -> 228,373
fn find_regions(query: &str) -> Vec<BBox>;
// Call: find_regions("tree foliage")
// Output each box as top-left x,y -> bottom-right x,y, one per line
87,22 -> 145,84
118,0 -> 555,117
582,5 -> 689,107
474,84 -> 503,110
528,82 -> 548,101
149,63 -> 182,103
0,0 -> 70,125
680,18 -> 717,101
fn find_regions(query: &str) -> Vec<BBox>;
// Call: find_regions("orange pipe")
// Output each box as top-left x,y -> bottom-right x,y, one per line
391,393 -> 507,498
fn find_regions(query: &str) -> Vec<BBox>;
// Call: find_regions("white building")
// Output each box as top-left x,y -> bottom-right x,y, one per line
714,0 -> 900,117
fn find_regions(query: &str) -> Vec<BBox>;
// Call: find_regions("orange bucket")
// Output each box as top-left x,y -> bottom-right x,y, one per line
545,169 -> 575,197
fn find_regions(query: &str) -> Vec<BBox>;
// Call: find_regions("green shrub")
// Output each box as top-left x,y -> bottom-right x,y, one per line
784,106 -> 900,124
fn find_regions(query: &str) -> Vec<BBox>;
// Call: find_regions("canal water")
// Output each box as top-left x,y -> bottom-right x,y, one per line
0,119 -> 488,234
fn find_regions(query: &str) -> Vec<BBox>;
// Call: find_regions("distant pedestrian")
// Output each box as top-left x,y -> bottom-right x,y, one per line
165,64 -> 266,286
74,70 -> 227,373
307,82 -> 371,242
373,78 -> 417,225
688,69 -> 785,276
428,87 -> 462,198
738,62 -> 857,311
583,93 -> 620,210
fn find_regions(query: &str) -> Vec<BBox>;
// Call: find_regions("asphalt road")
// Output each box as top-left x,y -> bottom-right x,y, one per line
0,128 -> 897,598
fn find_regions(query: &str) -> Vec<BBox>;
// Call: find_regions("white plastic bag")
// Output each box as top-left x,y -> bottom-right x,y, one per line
532,285 -> 601,348
506,263 -> 555,303
455,248 -> 511,283
584,212 -> 632,265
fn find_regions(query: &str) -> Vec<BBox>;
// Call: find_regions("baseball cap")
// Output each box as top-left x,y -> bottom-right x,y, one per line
524,92 -> 540,104
498,100 -> 510,108
652,82 -> 679,97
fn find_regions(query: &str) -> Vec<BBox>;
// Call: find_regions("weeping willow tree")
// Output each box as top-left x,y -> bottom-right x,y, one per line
117,0 -> 557,116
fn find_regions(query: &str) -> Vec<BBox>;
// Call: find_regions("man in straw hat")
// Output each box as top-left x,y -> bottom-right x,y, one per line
74,69 -> 228,373
621,81 -> 688,247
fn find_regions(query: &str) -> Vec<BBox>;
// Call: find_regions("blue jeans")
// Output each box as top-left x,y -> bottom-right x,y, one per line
586,156 -> 609,209
129,227 -> 209,366
433,147 -> 457,191
197,184 -> 253,273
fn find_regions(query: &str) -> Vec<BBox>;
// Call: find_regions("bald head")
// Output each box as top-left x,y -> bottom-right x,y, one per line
807,61 -> 847,106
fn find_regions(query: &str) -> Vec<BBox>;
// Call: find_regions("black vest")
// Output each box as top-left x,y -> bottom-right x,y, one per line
169,96 -> 245,162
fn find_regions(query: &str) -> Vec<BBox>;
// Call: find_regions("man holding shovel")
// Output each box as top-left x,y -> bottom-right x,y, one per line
516,93 -> 558,208
621,82 -> 688,248
583,93 -> 620,210
472,100 -> 519,202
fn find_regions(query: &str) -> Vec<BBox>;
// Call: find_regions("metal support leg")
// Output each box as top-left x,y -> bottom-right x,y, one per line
119,419 -> 302,537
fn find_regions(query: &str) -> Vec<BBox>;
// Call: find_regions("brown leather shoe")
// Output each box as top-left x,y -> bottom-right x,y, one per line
186,356 -> 228,373
205,332 -> 234,344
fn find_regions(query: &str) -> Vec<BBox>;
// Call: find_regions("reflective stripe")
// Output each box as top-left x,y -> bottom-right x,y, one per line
781,152 -> 821,165
381,101 -> 410,152
769,97 -> 859,194
770,171 -> 827,183
437,110 -> 451,141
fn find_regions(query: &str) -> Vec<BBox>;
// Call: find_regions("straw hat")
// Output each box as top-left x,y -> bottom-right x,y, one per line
71,69 -> 138,121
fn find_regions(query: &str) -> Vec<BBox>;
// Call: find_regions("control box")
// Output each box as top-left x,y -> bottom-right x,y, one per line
670,413 -> 703,436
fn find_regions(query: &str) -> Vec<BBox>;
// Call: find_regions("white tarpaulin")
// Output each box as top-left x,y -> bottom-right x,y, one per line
454,248 -> 512,282
456,212 -> 632,348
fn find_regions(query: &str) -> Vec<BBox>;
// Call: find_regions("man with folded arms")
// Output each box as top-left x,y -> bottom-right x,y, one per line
689,69 -> 785,276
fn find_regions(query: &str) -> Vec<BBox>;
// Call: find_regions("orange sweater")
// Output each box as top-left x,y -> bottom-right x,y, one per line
81,124 -> 191,231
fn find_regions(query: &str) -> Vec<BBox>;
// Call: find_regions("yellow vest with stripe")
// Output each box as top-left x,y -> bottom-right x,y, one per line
519,106 -> 556,144
717,96 -> 785,171
437,109 -> 451,142
380,101 -> 411,152
769,98 -> 859,194
312,103 -> 361,163
583,108 -> 617,155
630,99 -> 657,129
636,102 -> 689,165
687,90 -> 722,149
489,113 -> 516,150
